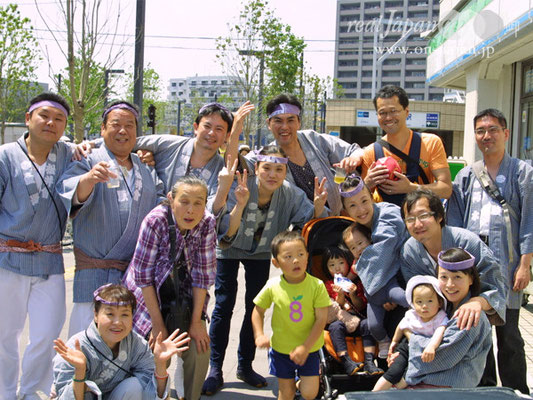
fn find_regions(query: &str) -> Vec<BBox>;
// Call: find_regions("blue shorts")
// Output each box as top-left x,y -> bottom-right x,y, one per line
269,348 -> 320,379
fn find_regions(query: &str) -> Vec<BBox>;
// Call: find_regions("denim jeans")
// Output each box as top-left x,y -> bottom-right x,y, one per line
208,258 -> 271,369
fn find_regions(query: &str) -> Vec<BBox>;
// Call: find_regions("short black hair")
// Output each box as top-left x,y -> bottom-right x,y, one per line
266,94 -> 302,119
93,284 -> 137,314
473,108 -> 507,130
321,244 -> 354,281
438,247 -> 481,297
102,100 -> 140,127
271,230 -> 306,259
402,188 -> 446,228
373,85 -> 409,110
28,92 -> 70,116
195,103 -> 233,132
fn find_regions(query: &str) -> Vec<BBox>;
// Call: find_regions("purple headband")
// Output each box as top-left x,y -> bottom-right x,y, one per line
437,250 -> 476,271
102,103 -> 139,121
339,175 -> 364,197
93,284 -> 133,307
268,103 -> 301,118
256,154 -> 288,164
28,101 -> 68,118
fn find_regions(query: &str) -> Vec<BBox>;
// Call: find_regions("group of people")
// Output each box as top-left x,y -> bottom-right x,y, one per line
0,83 -> 530,400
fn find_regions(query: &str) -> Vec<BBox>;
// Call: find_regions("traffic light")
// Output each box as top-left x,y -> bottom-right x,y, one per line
147,104 -> 156,128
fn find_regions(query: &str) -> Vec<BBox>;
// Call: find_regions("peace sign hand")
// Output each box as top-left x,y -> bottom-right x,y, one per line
219,154 -> 239,192
234,169 -> 250,208
313,177 -> 328,217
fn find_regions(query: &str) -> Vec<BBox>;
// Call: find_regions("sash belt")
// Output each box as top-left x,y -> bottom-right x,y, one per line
0,239 -> 62,254
74,247 -> 129,272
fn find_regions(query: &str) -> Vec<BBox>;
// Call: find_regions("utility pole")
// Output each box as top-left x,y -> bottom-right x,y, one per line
133,0 -> 145,136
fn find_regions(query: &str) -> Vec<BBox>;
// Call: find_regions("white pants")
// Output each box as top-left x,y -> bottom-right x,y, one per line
68,302 -> 94,337
0,268 -> 66,399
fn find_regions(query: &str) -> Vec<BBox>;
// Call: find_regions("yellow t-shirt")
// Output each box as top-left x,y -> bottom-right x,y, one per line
361,131 -> 449,202
254,272 -> 331,355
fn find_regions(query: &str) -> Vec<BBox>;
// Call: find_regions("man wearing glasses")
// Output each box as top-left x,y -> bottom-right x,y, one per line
362,85 -> 452,206
447,109 -> 533,393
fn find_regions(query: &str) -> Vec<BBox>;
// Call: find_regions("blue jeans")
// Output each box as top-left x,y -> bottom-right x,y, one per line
208,258 -> 271,369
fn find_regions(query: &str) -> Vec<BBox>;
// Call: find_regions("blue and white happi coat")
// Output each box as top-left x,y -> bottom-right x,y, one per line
400,225 -> 507,325
53,321 -> 167,400
247,130 -> 362,216
355,202 -> 410,297
134,134 -> 224,210
57,145 -> 163,302
447,153 -> 533,309
0,133 -> 73,277
217,160 -> 326,260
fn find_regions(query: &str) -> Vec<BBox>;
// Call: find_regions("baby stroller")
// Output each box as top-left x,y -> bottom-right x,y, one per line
302,216 -> 382,399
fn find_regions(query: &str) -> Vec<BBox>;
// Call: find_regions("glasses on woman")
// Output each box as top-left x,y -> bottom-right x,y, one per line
404,211 -> 435,225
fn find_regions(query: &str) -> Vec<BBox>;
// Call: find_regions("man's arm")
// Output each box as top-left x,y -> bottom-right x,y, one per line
514,253 -> 533,292
381,166 -> 452,199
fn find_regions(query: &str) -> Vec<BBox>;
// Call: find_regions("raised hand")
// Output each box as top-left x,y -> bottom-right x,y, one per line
313,177 -> 328,217
153,329 -> 191,364
53,338 -> 87,373
230,101 -> 255,138
218,154 -> 239,193
234,169 -> 250,208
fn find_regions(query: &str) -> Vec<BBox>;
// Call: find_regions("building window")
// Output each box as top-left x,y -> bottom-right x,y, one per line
429,93 -> 443,101
382,70 -> 401,77
407,10 -> 428,18
385,1 -> 404,7
409,94 -> 424,101
211,80 -> 217,85
338,60 -> 358,67
171,82 -> 176,87
171,92 -> 176,97
361,93 -> 371,99
340,3 -> 359,10
405,82 -> 426,89
409,0 -> 428,6
362,71 -> 373,77
340,82 -> 357,89
364,2 -> 380,9
361,82 -> 372,89
383,58 -> 402,66
362,59 -> 373,66
338,71 -> 358,78
406,58 -> 426,65
406,70 -> 425,77
190,81 -> 197,86
201,80 -> 208,85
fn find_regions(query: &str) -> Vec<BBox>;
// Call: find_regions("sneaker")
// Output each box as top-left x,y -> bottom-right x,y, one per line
202,368 -> 224,396
378,339 -> 391,359
236,367 -> 268,388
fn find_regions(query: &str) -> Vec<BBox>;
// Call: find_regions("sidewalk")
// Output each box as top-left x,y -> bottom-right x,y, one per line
20,250 -> 533,398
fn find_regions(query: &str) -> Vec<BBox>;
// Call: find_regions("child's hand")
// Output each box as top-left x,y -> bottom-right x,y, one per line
290,345 -> 309,366
421,347 -> 436,363
53,338 -> 87,374
332,284 -> 342,294
154,329 -> 191,364
255,334 -> 270,349
347,282 -> 356,293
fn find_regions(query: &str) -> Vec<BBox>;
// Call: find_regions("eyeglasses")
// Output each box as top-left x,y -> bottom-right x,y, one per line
474,126 -> 504,136
377,109 -> 402,118
404,211 -> 435,225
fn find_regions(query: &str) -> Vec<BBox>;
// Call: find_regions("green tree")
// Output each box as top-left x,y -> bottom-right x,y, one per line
36,0 -> 126,143
126,65 -> 170,135
58,58 -> 107,138
0,4 -> 40,144
216,0 -> 306,142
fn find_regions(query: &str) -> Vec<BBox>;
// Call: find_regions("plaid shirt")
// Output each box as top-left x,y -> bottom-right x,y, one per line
123,204 -> 217,337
